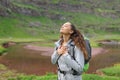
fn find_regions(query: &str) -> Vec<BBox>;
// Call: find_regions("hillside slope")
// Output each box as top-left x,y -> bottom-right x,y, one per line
0,0 -> 120,39
1,0 -> 120,18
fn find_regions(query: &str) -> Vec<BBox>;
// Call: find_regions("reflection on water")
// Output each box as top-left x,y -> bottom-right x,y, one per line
0,44 -> 57,75
88,48 -> 120,73
0,43 -> 120,75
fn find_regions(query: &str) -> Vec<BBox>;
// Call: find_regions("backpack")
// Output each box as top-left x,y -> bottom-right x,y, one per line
84,37 -> 92,64
71,37 -> 91,72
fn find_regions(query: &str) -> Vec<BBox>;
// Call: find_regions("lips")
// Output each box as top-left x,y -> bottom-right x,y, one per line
60,29 -> 63,33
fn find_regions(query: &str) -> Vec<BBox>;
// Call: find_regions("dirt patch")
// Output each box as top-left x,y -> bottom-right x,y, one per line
24,44 -> 108,57
24,45 -> 54,56
92,48 -> 108,57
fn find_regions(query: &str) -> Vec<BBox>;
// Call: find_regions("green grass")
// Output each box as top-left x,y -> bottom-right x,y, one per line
0,38 -> 44,44
0,15 -> 58,39
83,74 -> 119,80
0,64 -> 19,80
0,17 -> 31,38
0,63 -> 120,80
100,64 -> 120,77
11,74 -> 57,80
12,2 -> 39,11
0,10 -> 120,39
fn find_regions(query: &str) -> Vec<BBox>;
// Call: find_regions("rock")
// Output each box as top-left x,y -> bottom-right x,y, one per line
96,70 -> 105,76
1,0 -> 120,18
2,41 -> 16,48
0,0 -> 12,16
29,22 -> 41,27
98,40 -> 120,48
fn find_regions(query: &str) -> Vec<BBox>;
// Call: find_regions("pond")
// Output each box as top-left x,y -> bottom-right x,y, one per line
0,42 -> 120,75
0,43 -> 57,75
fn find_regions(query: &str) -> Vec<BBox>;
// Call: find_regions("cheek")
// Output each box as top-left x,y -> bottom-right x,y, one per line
65,29 -> 70,33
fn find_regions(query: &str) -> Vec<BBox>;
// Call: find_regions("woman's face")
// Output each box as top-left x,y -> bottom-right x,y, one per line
60,22 -> 73,35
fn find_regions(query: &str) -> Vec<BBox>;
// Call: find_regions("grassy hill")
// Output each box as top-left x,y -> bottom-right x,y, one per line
0,0 -> 120,42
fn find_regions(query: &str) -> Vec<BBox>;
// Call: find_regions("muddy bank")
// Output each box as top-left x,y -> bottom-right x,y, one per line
24,44 -> 107,57
98,40 -> 120,48
24,45 -> 54,56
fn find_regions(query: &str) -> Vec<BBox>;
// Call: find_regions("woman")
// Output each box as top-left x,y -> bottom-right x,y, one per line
51,22 -> 88,80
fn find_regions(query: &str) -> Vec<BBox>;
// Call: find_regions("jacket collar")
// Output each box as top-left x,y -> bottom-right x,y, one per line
55,39 -> 74,47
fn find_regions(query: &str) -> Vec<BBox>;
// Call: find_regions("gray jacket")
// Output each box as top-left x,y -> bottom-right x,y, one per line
51,39 -> 84,80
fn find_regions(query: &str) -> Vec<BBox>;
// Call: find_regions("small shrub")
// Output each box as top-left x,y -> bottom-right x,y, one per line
0,45 -> 7,55
0,64 -> 7,70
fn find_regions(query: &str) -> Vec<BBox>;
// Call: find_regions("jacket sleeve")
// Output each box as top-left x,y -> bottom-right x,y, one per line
51,48 -> 61,64
62,46 -> 84,73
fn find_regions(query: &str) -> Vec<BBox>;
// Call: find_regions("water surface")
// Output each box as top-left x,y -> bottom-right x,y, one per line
0,43 -> 120,75
0,43 -> 57,75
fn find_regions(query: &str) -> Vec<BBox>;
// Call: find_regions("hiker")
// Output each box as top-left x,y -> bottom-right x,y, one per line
51,22 -> 88,80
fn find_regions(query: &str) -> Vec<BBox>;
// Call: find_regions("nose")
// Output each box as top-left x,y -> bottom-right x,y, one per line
61,26 -> 64,29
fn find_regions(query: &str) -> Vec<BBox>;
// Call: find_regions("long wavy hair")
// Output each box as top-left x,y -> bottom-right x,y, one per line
60,23 -> 88,59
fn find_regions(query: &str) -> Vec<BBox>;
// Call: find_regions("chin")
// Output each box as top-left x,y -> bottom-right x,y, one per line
60,30 -> 63,33
60,31 -> 63,34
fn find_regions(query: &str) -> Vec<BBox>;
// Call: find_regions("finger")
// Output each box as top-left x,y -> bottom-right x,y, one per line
63,47 -> 67,51
58,46 -> 62,49
61,46 -> 65,49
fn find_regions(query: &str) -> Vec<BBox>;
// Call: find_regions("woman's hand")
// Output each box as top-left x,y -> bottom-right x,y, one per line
57,46 -> 68,55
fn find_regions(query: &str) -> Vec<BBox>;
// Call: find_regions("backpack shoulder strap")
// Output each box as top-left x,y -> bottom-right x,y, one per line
84,39 -> 92,64
70,44 -> 75,60
67,40 -> 75,59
